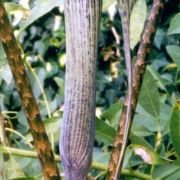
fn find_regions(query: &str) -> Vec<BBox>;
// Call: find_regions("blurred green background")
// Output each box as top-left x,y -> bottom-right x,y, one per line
0,0 -> 180,179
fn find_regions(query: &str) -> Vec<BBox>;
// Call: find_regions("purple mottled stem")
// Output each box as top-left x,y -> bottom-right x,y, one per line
59,1 -> 101,179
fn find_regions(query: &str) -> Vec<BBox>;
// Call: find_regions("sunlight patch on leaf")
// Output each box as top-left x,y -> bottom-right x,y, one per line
0,64 -> 13,85
133,146 -> 152,164
101,102 -> 123,127
103,0 -> 116,11
5,2 -> 29,26
6,157 -> 25,179
131,135 -> 170,165
107,2 -> 117,20
0,43 -> 12,84
4,2 -> 29,15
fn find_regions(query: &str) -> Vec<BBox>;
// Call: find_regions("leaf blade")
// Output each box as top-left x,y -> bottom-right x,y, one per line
168,13 -> 180,35
20,0 -> 63,32
95,118 -> 116,145
170,103 -> 180,156
139,69 -> 160,118
130,0 -> 147,49
166,45 -> 180,69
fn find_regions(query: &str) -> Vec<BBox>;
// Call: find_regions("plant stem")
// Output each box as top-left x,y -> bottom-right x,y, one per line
24,58 -> 55,150
0,108 -> 6,146
0,145 -> 151,180
107,0 -> 165,178
60,1 -> 102,179
0,107 -> 9,180
0,1 -> 60,179
5,127 -> 33,148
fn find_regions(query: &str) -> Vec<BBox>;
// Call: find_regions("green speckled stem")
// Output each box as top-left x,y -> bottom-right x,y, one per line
59,1 -> 101,179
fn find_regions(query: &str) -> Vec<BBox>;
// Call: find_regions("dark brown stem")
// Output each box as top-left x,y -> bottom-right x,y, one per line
107,0 -> 165,179
0,1 -> 60,179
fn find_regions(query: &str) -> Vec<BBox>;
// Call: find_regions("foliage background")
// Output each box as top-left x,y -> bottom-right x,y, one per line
0,0 -> 180,179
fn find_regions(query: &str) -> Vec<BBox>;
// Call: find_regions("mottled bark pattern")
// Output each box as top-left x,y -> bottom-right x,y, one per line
0,1 -> 60,179
107,0 -> 165,179
60,1 -> 101,179
114,1 -> 132,180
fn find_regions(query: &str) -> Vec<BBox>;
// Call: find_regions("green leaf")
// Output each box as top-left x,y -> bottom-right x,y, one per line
166,45 -> 180,69
165,170 -> 180,180
130,0 -> 137,10
4,2 -> 28,15
153,28 -> 165,50
0,43 -> 12,85
95,118 -> 116,145
20,0 -> 64,32
168,13 -> 180,35
6,158 -> 25,179
16,157 -> 41,177
147,65 -> 166,91
44,116 -> 61,136
130,0 -> 147,49
25,116 -> 61,143
133,113 -> 157,132
139,69 -> 160,118
0,153 -> 4,175
131,124 -> 153,137
130,135 -> 169,165
153,164 -> 180,180
102,0 -> 116,11
101,102 -> 122,127
159,102 -> 172,132
153,160 -> 180,180
130,134 -> 154,151
122,148 -> 134,168
18,110 -> 28,128
170,103 -> 180,156
54,77 -> 64,97
0,64 -> 13,85
93,148 -> 110,165
0,42 -> 6,66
